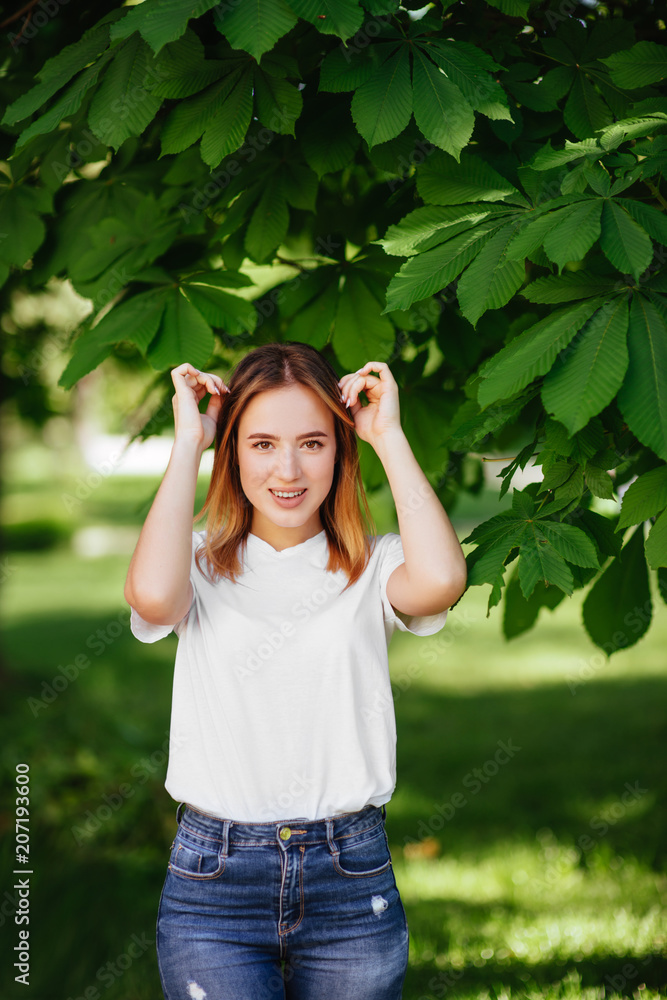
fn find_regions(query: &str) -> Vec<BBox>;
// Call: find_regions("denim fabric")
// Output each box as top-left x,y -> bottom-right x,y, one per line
156,802 -> 410,999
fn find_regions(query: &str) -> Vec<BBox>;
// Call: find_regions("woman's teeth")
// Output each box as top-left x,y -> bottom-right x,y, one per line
270,489 -> 305,498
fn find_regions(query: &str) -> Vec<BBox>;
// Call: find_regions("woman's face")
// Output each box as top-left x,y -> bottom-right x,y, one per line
236,383 -> 338,549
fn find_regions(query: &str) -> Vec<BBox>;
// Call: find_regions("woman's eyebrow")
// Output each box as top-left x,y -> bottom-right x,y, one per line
246,431 -> 329,440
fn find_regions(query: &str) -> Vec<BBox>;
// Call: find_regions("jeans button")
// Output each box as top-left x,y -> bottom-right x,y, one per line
279,827 -> 291,841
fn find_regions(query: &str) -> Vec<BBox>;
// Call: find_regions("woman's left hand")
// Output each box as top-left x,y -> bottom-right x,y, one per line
338,361 -> 402,447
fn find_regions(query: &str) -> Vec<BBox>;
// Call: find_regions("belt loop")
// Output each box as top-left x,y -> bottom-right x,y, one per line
325,817 -> 338,858
222,819 -> 230,859
381,803 -> 387,821
175,801 -> 186,825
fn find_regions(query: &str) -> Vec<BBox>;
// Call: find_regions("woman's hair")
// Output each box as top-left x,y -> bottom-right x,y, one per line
193,342 -> 377,591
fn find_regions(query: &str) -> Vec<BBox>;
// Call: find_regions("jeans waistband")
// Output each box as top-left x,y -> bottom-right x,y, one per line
175,801 -> 387,853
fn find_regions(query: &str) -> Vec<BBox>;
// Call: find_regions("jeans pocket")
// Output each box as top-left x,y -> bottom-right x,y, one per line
332,823 -> 393,878
168,829 -> 226,881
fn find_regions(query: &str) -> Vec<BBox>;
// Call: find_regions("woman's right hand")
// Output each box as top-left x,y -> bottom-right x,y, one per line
171,363 -> 229,452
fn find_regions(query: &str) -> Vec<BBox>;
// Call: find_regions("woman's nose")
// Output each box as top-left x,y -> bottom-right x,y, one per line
274,447 -> 300,477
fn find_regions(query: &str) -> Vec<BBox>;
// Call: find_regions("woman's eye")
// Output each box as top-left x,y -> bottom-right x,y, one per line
252,440 -> 322,450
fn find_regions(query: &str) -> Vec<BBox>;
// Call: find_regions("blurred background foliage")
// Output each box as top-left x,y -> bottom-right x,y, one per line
1,0 -> 666,998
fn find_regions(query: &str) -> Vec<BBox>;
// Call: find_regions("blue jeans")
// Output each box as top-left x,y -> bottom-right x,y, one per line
156,802 -> 410,999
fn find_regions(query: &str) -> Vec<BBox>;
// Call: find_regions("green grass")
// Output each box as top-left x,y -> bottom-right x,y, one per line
1,473 -> 665,1000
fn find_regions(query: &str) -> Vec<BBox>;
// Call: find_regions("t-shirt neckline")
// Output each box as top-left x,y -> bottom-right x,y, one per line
246,528 -> 327,557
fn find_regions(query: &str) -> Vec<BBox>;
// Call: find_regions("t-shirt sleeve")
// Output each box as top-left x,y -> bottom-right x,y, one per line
377,532 -> 448,636
128,530 -> 203,644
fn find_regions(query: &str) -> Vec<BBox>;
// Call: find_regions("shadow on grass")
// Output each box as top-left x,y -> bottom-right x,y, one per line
1,610 -> 666,999
388,676 -> 667,868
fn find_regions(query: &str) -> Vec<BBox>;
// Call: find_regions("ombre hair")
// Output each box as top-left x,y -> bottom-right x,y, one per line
193,342 -> 377,591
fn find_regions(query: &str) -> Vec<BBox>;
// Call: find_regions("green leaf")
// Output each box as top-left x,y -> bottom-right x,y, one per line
618,199 -> 667,248
254,69 -> 303,136
617,296 -> 667,461
503,568 -> 565,640
537,521 -> 600,569
146,289 -> 214,369
417,150 -> 524,206
645,510 -> 667,569
599,202 -> 654,280
110,0 -> 221,54
477,299 -> 602,408
2,20 -> 113,126
531,138 -> 601,172
596,113 -> 667,150
579,508 -> 622,558
518,528 -> 574,599
564,72 -> 613,141
288,0 -> 365,39
582,526 -> 652,654
88,35 -> 163,150
351,46 -> 412,148
411,50 -> 474,161
449,392 -> 535,449
659,567 -> 667,604
457,224 -> 526,327
504,199 -> 588,261
522,272 -> 620,304
541,298 -> 629,435
334,271 -> 395,369
59,290 -> 167,388
149,32 -> 227,99
182,281 -> 257,334
617,466 -> 667,530
384,219 -> 506,312
425,40 -> 512,121
600,41 -> 667,89
543,200 -> 603,270
284,279 -> 340,348
14,59 -> 110,150
485,0 -> 529,18
244,172 -> 289,263
0,186 -> 46,267
318,45 -> 375,93
68,197 -> 178,296
584,462 -> 615,500
160,71 -> 243,156
200,70 -> 253,166
214,0 -> 297,60
378,205 -> 501,257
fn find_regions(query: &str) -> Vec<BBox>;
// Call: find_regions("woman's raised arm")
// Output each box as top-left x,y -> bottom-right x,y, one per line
123,363 -> 228,625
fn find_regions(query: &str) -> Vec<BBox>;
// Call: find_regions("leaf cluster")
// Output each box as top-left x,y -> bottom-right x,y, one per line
1,0 -> 666,647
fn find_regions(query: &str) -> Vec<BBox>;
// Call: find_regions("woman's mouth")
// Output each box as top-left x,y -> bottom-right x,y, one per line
268,488 -> 307,507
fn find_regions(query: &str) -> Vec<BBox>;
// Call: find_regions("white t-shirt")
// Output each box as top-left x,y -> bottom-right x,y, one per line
129,529 -> 448,822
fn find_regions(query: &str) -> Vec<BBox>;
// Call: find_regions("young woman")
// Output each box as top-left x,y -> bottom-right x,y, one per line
125,342 -> 467,1000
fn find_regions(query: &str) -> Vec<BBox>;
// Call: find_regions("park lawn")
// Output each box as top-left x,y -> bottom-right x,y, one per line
1,473 -> 665,999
